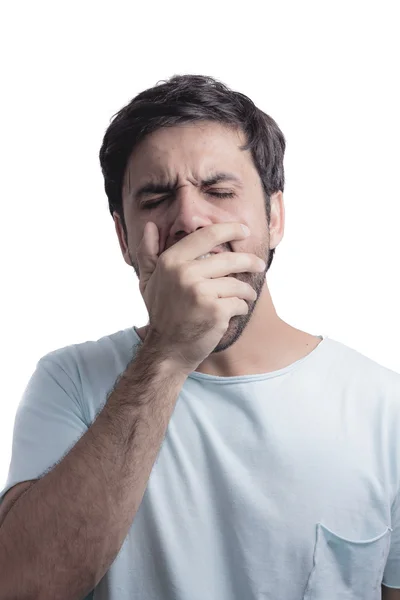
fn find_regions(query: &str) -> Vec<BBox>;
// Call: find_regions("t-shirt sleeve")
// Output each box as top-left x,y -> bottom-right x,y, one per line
382,485 -> 400,588
0,354 -> 89,503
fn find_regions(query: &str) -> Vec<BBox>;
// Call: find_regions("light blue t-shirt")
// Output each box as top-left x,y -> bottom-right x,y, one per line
1,327 -> 400,599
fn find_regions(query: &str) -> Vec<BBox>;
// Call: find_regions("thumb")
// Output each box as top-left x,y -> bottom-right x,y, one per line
136,221 -> 160,293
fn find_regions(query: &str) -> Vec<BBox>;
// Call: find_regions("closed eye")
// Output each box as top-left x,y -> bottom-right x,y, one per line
141,191 -> 235,210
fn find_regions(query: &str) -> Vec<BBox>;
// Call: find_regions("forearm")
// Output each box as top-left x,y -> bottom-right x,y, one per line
0,341 -> 186,600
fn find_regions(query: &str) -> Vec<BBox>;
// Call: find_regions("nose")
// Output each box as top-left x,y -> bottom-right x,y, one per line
168,186 -> 214,242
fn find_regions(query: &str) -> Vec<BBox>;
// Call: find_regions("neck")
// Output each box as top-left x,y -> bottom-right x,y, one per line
195,280 -> 302,376
136,280 -> 321,378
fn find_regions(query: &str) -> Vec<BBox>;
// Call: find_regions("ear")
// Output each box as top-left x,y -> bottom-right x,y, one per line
113,211 -> 132,267
269,191 -> 285,250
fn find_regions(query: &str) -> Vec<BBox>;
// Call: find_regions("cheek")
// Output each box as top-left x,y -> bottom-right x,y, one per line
232,229 -> 266,254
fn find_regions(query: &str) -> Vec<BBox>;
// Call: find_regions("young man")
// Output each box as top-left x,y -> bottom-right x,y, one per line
1,74 -> 399,599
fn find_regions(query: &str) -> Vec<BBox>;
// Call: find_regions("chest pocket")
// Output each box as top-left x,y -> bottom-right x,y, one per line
303,522 -> 392,600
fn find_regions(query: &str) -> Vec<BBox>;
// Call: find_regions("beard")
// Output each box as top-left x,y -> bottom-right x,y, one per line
211,264 -> 267,353
129,240 -> 270,354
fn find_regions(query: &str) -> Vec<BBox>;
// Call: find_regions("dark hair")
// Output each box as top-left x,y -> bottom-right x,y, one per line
99,74 -> 286,271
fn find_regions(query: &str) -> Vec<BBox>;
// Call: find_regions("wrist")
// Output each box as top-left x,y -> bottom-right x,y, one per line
139,330 -> 190,383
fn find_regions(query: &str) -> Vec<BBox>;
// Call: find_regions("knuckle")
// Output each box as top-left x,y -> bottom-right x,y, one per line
241,284 -> 249,296
251,254 -> 259,266
190,281 -> 203,302
210,301 -> 223,321
206,228 -> 218,246
159,252 -> 172,270
237,296 -> 246,309
247,283 -> 256,295
194,280 -> 207,298
176,270 -> 190,291
180,263 -> 196,287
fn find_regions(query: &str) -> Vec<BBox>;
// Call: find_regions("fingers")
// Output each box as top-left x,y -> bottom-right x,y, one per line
136,221 -> 160,288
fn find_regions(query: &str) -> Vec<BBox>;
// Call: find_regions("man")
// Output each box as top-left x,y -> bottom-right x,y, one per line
0,74 -> 399,599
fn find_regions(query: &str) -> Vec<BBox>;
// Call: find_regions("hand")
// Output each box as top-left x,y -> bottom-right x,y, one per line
136,222 -> 266,375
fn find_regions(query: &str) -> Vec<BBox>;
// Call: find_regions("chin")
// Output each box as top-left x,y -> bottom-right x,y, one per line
212,309 -> 253,354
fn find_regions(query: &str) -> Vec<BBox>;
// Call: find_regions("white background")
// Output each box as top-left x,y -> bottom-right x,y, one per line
1,0 -> 399,488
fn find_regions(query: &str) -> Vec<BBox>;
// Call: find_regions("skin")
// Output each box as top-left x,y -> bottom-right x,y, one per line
113,120 -> 398,594
113,120 -> 322,377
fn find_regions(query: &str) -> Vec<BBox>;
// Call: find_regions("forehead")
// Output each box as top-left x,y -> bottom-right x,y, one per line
124,121 -> 253,184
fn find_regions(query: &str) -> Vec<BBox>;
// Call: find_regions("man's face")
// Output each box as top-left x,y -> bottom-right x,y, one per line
116,120 -> 282,353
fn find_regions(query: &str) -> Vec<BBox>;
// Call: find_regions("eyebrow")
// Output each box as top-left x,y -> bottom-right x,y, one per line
133,171 -> 243,202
